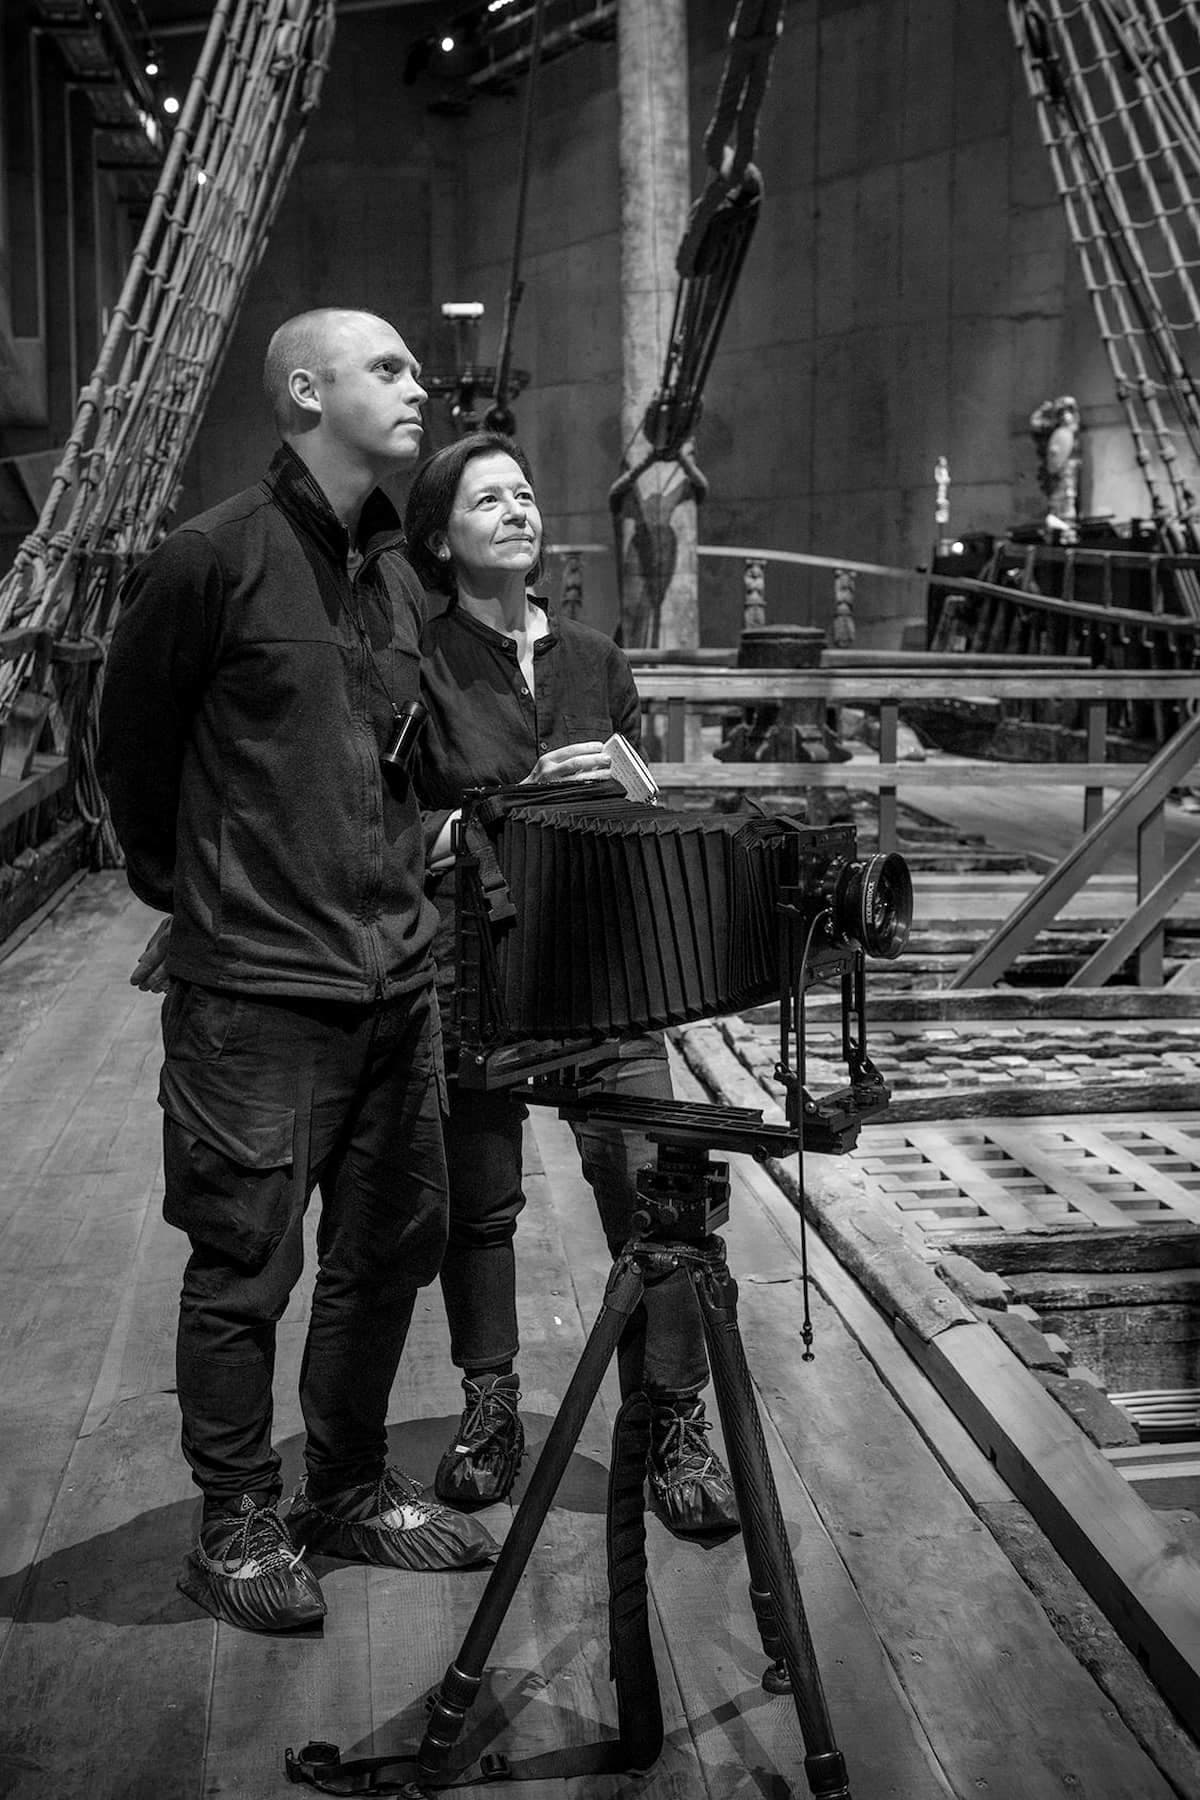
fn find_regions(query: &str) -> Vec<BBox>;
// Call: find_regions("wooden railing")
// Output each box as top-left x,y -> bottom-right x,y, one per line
632,661 -> 1200,988
0,627 -> 69,843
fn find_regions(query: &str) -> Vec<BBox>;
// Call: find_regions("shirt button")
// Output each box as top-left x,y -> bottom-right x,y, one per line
519,686 -> 530,698
539,740 -> 548,751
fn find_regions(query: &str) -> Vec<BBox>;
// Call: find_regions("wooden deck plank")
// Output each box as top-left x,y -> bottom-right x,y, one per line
664,1103 -> 1177,1797
898,1314 -> 1200,1741
2,873 -> 1196,1798
525,1104 -> 953,1799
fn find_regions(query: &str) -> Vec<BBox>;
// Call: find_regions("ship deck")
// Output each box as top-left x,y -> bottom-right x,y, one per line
3,851 -> 1200,1799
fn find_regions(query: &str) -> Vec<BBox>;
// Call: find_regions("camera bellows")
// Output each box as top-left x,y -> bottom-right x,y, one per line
480,796 -> 800,1038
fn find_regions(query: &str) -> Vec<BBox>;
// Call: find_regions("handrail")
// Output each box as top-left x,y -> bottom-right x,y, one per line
952,706 -> 1200,989
633,669 -> 1200,702
0,628 -> 51,666
633,662 -> 1200,989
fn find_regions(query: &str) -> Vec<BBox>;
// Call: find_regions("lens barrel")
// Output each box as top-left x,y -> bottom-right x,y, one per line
832,852 -> 912,959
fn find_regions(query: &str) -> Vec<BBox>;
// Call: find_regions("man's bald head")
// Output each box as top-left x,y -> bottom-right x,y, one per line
263,308 -> 389,435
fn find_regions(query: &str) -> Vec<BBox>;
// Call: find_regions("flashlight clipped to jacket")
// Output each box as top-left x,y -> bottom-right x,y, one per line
381,698 -> 427,777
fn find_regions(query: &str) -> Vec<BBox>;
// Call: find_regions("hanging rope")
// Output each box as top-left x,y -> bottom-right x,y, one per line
486,0 -> 549,434
609,0 -> 786,636
0,0 -> 337,860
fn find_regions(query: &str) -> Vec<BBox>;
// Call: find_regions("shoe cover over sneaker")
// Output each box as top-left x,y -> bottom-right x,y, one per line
178,1494 -> 326,1632
286,1465 -> 499,1570
434,1372 -> 524,1508
648,1397 -> 741,1541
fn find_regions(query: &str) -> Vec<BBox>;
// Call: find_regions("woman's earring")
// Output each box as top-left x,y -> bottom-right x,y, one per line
437,546 -> 450,561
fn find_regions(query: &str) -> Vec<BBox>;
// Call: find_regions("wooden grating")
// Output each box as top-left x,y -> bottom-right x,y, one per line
855,1111 -> 1200,1240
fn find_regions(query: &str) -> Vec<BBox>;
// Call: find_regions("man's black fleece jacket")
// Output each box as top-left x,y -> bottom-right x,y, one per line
97,443 -> 437,1002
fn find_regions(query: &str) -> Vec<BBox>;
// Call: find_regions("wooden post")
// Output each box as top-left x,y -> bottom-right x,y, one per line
617,0 -> 697,655
1137,805 -> 1166,985
1083,698 -> 1106,833
877,700 -> 898,854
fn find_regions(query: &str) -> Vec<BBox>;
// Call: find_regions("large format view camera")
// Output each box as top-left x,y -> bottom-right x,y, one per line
452,778 -> 912,1154
283,788 -> 915,1797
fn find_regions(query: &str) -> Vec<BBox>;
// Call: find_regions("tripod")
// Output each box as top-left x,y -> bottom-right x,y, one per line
415,1118 -> 852,1800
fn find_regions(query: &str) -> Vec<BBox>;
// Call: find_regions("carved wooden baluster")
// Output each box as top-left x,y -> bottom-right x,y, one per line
830,568 -> 856,649
560,549 -> 584,621
742,556 -> 766,631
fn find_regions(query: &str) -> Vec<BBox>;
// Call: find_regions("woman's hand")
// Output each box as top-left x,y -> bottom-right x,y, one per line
522,741 -> 610,784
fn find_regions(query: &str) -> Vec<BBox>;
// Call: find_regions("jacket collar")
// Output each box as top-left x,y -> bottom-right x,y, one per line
444,594 -> 560,656
265,442 -> 404,562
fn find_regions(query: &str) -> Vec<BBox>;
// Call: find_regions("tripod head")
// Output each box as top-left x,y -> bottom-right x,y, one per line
631,1138 -> 731,1242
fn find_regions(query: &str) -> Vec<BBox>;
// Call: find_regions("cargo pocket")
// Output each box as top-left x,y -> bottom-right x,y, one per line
159,1055 -> 299,1271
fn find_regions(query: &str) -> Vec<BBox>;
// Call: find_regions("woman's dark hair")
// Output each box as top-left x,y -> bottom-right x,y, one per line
403,430 -> 542,597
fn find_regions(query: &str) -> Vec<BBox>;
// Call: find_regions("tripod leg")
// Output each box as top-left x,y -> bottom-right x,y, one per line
692,1251 -> 852,1800
416,1253 -> 646,1782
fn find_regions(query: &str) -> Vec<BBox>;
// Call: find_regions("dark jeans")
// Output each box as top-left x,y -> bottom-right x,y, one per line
441,1034 -> 709,1397
160,980 -> 447,1510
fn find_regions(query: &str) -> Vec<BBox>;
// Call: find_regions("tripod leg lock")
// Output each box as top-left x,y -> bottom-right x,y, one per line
417,1662 -> 482,1781
804,1748 -> 851,1799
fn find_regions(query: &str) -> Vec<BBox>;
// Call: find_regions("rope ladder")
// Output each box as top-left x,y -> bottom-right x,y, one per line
1012,0 -> 1200,607
0,0 -> 337,862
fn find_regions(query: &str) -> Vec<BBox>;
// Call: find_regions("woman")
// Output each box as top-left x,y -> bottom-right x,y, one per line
406,431 -> 737,1540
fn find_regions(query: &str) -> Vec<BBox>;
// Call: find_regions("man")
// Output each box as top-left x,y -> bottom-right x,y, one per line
98,308 -> 496,1635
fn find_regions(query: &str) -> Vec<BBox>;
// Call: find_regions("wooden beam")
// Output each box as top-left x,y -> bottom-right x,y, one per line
0,626 -> 53,665
796,987 -> 1200,1022
634,670 -> 1200,701
0,754 -> 69,833
650,760 -> 1149,790
952,707 -> 1200,988
1069,838 -> 1200,988
895,1313 -> 1200,1739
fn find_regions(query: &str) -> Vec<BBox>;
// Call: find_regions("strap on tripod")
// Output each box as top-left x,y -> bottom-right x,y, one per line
606,1393 -> 664,1771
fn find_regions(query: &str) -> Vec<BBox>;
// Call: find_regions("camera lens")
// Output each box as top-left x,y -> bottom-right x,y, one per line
832,852 -> 913,959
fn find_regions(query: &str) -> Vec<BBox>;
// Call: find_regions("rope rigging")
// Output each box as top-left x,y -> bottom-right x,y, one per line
608,0 -> 786,637
1012,0 -> 1200,595
0,0 -> 337,860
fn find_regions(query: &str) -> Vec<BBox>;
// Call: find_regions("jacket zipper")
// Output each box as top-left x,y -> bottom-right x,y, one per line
350,564 -> 388,999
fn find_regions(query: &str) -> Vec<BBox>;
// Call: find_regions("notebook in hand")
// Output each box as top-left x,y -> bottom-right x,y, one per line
602,732 -> 660,804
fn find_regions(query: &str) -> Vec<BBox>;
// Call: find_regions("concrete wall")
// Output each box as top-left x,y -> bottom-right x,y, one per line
409,0 -> 1138,647
176,0 -> 1154,646
175,5 -> 445,524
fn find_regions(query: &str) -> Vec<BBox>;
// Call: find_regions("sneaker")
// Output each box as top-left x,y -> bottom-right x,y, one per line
177,1494 -> 326,1632
286,1465 -> 498,1570
648,1397 -> 741,1541
434,1373 -> 525,1508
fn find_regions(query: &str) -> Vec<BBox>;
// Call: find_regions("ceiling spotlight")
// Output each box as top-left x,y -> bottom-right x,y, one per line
163,94 -> 180,115
145,58 -> 159,76
440,34 -> 455,52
